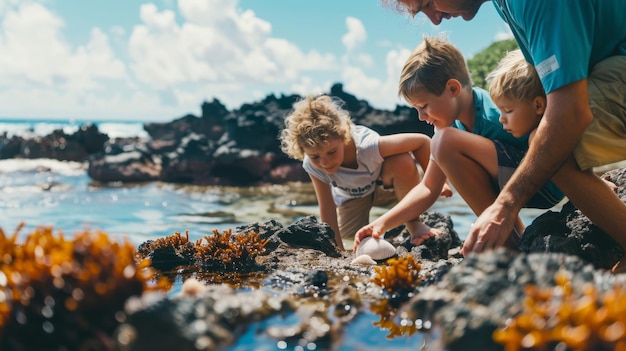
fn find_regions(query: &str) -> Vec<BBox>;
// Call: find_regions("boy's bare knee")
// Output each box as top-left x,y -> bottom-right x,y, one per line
383,153 -> 417,173
381,154 -> 419,187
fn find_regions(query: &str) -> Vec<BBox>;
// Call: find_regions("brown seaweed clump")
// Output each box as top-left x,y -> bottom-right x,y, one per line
372,254 -> 424,296
195,229 -> 269,272
369,254 -> 426,338
136,229 -> 269,273
493,270 -> 626,351
136,230 -> 197,271
0,224 -> 170,351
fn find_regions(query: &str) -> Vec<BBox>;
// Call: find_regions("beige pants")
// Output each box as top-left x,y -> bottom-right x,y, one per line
337,186 -> 397,239
574,55 -> 626,170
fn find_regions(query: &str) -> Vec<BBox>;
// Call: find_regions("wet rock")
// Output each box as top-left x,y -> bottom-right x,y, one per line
235,219 -> 285,251
407,212 -> 463,261
404,249 -> 609,351
277,216 -> 344,258
521,167 -> 626,269
117,286 -> 294,351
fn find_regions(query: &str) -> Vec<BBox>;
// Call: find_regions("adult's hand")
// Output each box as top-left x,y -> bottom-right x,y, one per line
461,202 -> 516,255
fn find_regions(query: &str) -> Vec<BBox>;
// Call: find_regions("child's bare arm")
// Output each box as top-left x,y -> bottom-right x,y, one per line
354,162 -> 447,247
378,133 -> 432,172
309,175 -> 342,250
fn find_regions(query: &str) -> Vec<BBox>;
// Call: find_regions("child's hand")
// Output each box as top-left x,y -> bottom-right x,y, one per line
353,223 -> 384,252
440,183 -> 453,198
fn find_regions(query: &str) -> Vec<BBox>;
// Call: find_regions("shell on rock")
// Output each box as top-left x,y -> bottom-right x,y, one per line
350,254 -> 377,266
355,237 -> 396,261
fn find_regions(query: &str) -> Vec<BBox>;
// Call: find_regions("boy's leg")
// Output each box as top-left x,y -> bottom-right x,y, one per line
494,140 -> 564,209
433,128 -> 524,247
432,128 -> 500,216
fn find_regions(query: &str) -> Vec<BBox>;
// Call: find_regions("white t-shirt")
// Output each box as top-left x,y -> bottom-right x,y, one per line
303,125 -> 383,206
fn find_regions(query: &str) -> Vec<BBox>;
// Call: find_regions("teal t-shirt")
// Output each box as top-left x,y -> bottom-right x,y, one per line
453,87 -> 528,150
493,0 -> 626,93
454,87 -> 563,204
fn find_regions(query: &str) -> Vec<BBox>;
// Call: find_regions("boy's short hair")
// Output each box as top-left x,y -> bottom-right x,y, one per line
487,49 -> 545,102
399,36 -> 471,102
280,94 -> 353,161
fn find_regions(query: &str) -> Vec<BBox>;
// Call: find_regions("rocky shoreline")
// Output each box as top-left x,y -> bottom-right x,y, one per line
0,83 -> 432,187
3,84 -> 626,350
114,167 -> 626,350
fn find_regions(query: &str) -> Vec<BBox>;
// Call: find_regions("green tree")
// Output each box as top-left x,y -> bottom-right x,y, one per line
467,39 -> 519,90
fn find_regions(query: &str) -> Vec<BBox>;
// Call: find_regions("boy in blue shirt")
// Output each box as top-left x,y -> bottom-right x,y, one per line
354,37 -> 563,249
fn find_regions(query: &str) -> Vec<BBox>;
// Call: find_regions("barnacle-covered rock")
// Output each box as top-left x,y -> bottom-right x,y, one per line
119,283 -> 295,351
0,224 -> 169,351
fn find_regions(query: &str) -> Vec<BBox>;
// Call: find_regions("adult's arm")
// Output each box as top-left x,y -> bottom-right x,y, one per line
462,79 -> 592,253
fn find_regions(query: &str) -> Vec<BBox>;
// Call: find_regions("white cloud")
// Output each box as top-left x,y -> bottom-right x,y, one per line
129,1 -> 336,92
0,0 -> 22,15
494,28 -> 513,41
342,16 -> 366,51
341,47 -> 411,109
0,3 -> 126,90
0,0 -> 408,121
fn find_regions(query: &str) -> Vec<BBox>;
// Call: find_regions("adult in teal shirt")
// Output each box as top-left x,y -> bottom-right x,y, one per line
385,0 -> 626,272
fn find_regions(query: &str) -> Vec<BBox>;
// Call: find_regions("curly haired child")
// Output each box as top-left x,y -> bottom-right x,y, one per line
280,94 -> 449,251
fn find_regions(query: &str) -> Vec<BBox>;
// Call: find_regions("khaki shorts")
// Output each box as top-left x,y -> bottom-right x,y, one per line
575,55 -> 626,170
337,185 -> 397,239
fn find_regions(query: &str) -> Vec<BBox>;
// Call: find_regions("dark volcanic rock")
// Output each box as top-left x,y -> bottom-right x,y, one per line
277,216 -> 343,258
84,83 -> 433,186
521,167 -> 626,270
1,83 -> 434,186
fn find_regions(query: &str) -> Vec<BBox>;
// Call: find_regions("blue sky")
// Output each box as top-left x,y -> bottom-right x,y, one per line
0,0 -> 512,121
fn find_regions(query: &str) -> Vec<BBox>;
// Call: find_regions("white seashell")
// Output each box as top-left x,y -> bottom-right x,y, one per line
350,254 -> 377,266
180,278 -> 207,297
355,237 -> 396,261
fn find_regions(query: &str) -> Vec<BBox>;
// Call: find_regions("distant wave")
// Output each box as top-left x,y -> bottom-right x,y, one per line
0,158 -> 86,175
0,119 -> 149,140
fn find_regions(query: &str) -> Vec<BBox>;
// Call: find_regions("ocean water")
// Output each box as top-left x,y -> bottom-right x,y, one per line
0,117 -> 149,140
0,118 -> 548,350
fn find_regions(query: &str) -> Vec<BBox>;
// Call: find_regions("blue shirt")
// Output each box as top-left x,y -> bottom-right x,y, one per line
455,87 -> 563,203
493,0 -> 626,93
453,87 -> 528,150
